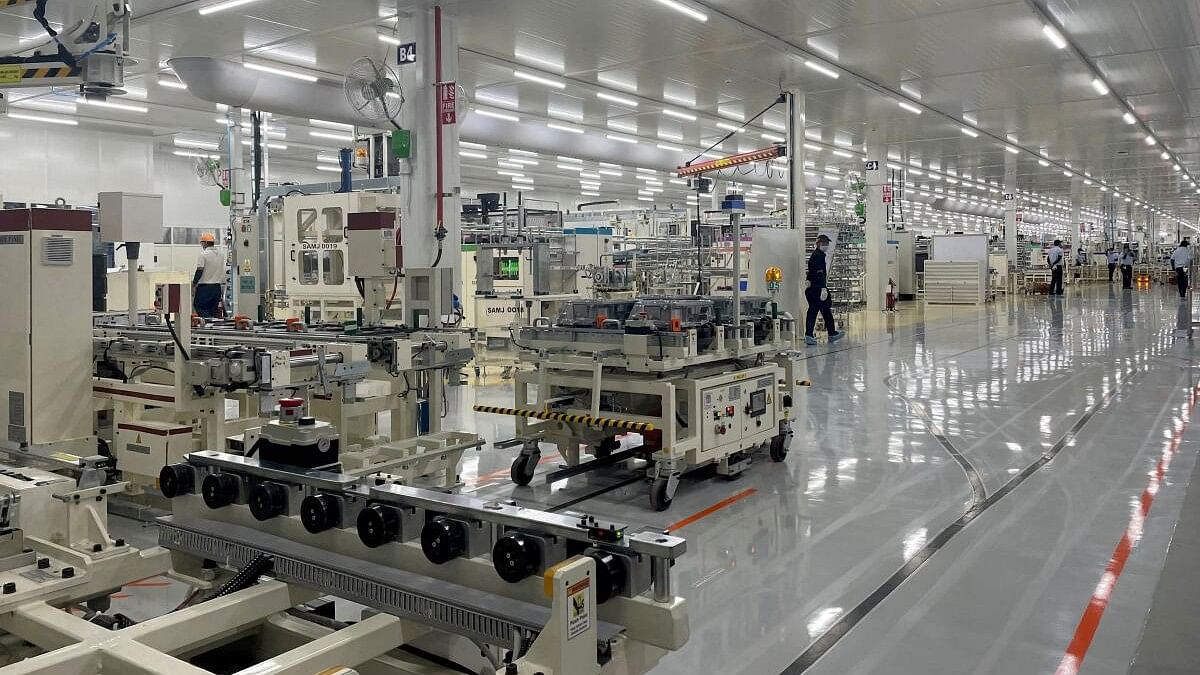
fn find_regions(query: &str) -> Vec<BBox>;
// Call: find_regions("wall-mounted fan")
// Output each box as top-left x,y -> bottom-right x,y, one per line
344,57 -> 405,129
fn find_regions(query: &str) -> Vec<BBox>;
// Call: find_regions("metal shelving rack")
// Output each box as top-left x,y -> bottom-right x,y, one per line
806,209 -> 866,325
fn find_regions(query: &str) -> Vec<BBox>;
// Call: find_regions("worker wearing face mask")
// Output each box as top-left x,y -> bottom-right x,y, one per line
1171,239 -> 1192,299
1120,244 -> 1135,290
1047,240 -> 1065,296
804,234 -> 844,346
193,232 -> 224,318
1106,247 -> 1119,282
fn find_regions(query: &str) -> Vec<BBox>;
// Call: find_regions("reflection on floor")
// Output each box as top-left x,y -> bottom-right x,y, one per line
110,283 -> 1200,675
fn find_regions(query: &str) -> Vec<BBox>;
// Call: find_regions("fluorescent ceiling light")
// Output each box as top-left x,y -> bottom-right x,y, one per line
496,170 -> 524,177
700,152 -> 723,159
514,50 -> 563,71
241,140 -> 288,150
316,165 -> 342,173
548,107 -> 583,121
7,112 -> 77,126
310,130 -> 355,142
1039,159 -> 1050,167
606,134 -> 637,144
511,176 -> 535,184
158,77 -> 187,90
558,156 -> 583,163
1090,78 -> 1110,95
460,140 -> 486,149
547,122 -> 583,134
804,143 -> 822,152
514,70 -> 565,89
1145,135 -> 1157,145
556,164 -> 584,171
715,121 -> 744,133
579,171 -> 602,179
579,182 -> 601,189
1063,171 -> 1072,177
317,153 -> 340,164
804,60 -> 839,79
198,0 -> 261,15
1005,145 -> 1019,154
1123,112 -> 1136,125
657,143 -> 683,151
510,149 -> 538,157
1174,164 -> 1182,171
459,151 -> 488,159
506,157 -> 539,166
657,131 -> 683,142
378,34 -> 402,46
475,108 -> 519,122
662,109 -> 696,121
581,191 -> 601,197
761,133 -> 785,143
309,118 -> 354,131
598,169 -> 623,176
669,179 -> 687,185
174,138 -> 218,150
173,150 -> 219,159
77,98 -> 147,113
243,62 -> 318,82
1042,24 -> 1068,49
832,150 -> 853,158
896,100 -> 922,114
597,92 -> 637,107
475,92 -> 519,108
637,168 -> 657,174
650,0 -> 707,22
961,127 -> 978,138
1161,151 -> 1170,159
637,197 -> 654,202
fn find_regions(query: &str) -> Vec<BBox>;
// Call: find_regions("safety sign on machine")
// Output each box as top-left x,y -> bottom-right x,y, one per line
439,83 -> 457,125
566,577 -> 591,640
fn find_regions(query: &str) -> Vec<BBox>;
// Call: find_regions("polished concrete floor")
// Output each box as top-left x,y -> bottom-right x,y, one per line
109,282 -> 1200,674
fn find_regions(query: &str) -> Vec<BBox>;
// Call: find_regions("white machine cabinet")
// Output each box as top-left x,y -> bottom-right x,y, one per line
0,209 -> 94,451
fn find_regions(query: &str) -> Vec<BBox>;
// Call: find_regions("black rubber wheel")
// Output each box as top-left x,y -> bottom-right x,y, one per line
248,482 -> 288,521
492,532 -> 542,583
510,453 -> 538,486
301,493 -> 340,533
769,434 -> 789,462
588,550 -> 627,604
422,517 -> 467,564
357,504 -> 401,548
159,463 -> 194,498
649,478 -> 673,512
201,473 -> 239,509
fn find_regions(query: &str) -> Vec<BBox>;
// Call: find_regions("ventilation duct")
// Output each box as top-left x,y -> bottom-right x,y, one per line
169,57 -> 375,127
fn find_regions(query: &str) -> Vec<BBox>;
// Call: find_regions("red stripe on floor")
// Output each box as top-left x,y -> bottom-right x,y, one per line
465,454 -> 559,486
1055,384 -> 1200,675
666,488 -> 757,533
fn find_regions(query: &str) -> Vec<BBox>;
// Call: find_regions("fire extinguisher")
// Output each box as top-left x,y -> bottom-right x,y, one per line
886,278 -> 897,312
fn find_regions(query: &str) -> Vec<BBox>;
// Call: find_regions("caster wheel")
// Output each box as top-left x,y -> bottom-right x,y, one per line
510,453 -> 539,486
649,478 -> 673,512
770,434 -> 790,462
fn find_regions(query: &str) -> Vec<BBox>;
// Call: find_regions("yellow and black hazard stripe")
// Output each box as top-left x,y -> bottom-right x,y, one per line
0,63 -> 81,85
473,405 -> 655,432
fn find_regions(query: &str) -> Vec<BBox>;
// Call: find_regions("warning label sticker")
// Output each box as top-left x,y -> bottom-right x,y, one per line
566,577 -> 591,640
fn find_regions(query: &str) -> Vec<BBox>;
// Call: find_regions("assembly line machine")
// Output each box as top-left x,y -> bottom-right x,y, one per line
482,294 -> 802,511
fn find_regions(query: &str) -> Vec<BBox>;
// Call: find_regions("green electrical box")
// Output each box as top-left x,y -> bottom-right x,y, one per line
391,129 -> 412,159
219,189 -> 232,207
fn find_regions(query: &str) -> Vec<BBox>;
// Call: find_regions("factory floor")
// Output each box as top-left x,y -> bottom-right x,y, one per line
110,282 -> 1200,675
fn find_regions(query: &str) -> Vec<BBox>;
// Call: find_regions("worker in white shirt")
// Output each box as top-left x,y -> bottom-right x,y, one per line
1106,247 -> 1119,283
1171,239 -> 1192,299
1074,246 -> 1087,281
1120,244 -> 1135,290
193,232 -> 224,318
1047,240 -> 1065,296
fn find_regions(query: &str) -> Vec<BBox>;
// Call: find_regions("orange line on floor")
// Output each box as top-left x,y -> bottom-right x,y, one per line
466,454 -> 558,485
110,594 -> 131,600
666,488 -> 758,533
1055,384 -> 1200,675
125,581 -> 172,588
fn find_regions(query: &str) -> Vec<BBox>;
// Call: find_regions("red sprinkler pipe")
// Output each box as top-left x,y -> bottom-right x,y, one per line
434,5 -> 444,245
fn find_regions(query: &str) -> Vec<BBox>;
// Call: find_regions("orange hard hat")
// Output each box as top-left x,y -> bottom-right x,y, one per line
200,232 -> 216,243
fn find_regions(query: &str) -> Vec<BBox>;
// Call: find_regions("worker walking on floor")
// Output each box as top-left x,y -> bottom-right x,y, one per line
805,234 -> 845,346
1107,247 -> 1119,282
1171,239 -> 1192,299
1074,246 -> 1087,282
1120,244 -> 1135,290
193,232 -> 224,318
1047,239 -> 1065,296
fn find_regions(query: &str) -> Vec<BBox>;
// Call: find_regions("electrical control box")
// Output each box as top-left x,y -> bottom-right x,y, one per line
347,211 -> 402,276
98,192 -> 163,243
701,373 -> 777,452
0,209 -> 94,449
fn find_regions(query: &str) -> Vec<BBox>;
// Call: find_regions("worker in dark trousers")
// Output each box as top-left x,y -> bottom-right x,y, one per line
804,234 -> 845,346
193,232 -> 224,318
1171,239 -> 1192,299
1120,244 -> 1135,290
1047,239 -> 1065,296
1106,247 -> 1118,282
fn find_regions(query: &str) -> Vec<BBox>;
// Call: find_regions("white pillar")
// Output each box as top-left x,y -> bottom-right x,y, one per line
787,91 -> 808,321
864,124 -> 887,312
397,6 -> 461,301
1070,178 -> 1082,243
1004,154 -> 1018,267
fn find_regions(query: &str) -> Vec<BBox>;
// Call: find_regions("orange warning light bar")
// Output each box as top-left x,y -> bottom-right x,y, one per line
676,145 -> 786,177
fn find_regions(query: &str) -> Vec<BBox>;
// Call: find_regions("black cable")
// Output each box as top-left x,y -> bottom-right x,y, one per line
164,314 -> 191,361
128,364 -> 175,379
206,554 -> 273,601
686,94 -> 786,166
33,1 -> 77,67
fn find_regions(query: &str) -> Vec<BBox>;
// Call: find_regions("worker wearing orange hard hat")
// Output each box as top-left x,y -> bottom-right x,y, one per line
193,232 -> 223,318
